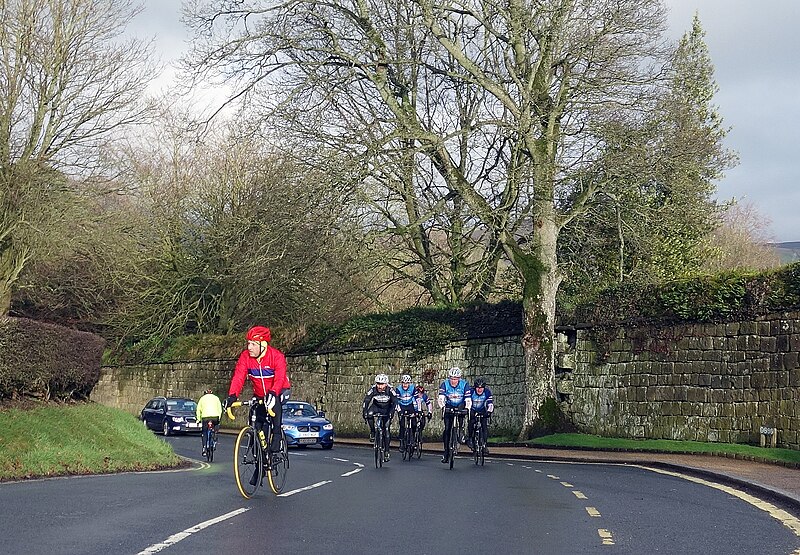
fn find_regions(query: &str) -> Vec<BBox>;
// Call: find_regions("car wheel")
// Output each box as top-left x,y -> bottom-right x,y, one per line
163,420 -> 170,436
321,443 -> 333,450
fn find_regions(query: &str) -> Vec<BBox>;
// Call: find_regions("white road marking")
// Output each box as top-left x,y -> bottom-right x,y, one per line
586,507 -> 601,517
573,491 -> 588,499
277,480 -> 332,497
560,481 -> 574,488
342,468 -> 363,477
136,508 -> 249,554
332,457 -> 349,462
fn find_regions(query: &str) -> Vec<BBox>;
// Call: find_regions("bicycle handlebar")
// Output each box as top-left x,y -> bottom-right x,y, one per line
226,399 -> 275,421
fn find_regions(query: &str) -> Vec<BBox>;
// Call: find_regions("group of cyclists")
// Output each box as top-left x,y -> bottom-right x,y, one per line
362,366 -> 495,463
195,325 -> 496,466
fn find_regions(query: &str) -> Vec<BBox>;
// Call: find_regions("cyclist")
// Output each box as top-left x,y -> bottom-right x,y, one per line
225,325 -> 287,453
362,373 -> 397,461
437,367 -> 472,463
394,374 -> 421,451
196,387 -> 223,456
466,377 -> 494,453
415,384 -> 434,436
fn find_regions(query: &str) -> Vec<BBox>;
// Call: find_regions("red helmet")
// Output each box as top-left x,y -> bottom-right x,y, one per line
246,326 -> 271,342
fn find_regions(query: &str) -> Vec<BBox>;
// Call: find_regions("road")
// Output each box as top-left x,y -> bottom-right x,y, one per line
3,433 -> 799,554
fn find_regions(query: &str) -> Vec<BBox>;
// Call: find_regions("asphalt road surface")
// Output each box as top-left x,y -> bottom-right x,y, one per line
3,433 -> 799,554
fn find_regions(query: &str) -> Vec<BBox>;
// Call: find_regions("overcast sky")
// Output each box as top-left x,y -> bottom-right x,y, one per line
130,1 -> 800,242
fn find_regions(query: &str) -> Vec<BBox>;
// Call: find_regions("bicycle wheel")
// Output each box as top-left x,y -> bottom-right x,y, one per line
473,430 -> 480,466
267,431 -> 289,494
414,427 -> 423,459
234,427 -> 263,499
374,426 -> 382,468
206,437 -> 213,463
402,425 -> 412,461
449,427 -> 456,470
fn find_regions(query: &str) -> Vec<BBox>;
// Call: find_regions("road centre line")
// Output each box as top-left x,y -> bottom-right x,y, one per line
573,491 -> 588,499
637,465 -> 800,537
586,507 -> 601,517
136,508 -> 250,554
278,480 -> 332,497
560,481 -> 574,488
598,529 -> 615,545
342,468 -> 363,477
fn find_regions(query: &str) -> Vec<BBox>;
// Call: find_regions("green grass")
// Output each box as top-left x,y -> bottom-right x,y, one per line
519,433 -> 800,464
0,402 -> 183,481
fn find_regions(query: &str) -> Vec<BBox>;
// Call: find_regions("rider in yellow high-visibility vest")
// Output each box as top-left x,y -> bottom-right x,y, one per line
197,388 -> 223,456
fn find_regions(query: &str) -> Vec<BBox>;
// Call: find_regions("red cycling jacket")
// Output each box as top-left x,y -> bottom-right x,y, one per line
228,346 -> 290,398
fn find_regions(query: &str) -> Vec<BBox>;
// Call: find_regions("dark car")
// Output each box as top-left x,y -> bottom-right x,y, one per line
141,397 -> 202,435
281,401 -> 335,449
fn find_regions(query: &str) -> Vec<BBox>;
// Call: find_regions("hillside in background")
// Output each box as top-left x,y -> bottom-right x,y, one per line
773,242 -> 800,264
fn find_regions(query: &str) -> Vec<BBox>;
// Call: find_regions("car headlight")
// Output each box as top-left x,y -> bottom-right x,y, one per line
282,425 -> 298,431
171,416 -> 184,423
323,424 -> 333,430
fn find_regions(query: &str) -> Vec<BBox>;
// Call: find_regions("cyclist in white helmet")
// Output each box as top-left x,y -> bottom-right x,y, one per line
362,373 -> 397,461
437,366 -> 472,463
394,373 -> 423,451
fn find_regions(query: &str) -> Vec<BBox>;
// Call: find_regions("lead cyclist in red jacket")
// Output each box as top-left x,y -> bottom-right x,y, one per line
225,325 -> 288,453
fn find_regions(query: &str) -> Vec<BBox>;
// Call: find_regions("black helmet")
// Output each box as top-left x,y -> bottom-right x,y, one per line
473,378 -> 486,388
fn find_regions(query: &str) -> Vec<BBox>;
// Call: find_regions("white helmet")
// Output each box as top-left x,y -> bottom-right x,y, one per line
447,367 -> 462,378
375,373 -> 389,384
400,374 -> 412,383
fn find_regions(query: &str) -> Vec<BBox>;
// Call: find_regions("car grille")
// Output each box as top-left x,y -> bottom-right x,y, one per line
186,416 -> 197,423
299,425 -> 321,432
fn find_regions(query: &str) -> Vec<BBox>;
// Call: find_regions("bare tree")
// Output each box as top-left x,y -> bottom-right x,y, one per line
184,0 -> 682,437
703,200 -> 781,272
0,0 -> 156,314
106,112 -> 372,354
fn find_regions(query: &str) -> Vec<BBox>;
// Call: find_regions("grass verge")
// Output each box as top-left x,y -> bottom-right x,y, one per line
0,402 -> 183,481
515,433 -> 800,464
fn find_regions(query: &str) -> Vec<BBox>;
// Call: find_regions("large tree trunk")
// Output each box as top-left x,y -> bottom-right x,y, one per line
516,215 -> 561,440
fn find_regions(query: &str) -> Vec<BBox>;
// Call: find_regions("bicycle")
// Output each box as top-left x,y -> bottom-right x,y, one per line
470,412 -> 490,466
442,406 -> 468,470
398,411 -> 420,462
415,414 -> 431,459
368,412 -> 390,468
226,398 -> 289,498
202,419 -> 218,462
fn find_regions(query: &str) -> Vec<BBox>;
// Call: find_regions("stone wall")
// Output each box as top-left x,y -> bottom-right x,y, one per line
556,310 -> 800,450
91,337 -> 525,439
91,310 -> 800,449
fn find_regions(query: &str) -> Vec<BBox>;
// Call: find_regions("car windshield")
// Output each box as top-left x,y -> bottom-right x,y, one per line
167,400 -> 197,411
284,404 -> 317,417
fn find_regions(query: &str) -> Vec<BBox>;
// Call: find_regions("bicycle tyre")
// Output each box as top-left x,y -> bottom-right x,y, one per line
374,424 -> 382,468
402,425 -> 412,461
234,427 -> 262,499
473,429 -> 480,466
449,426 -> 456,470
415,427 -> 423,459
267,430 -> 289,494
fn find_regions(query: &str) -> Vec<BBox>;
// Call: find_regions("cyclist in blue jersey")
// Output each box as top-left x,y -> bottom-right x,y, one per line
437,367 -> 472,463
394,374 -> 422,450
466,377 -> 494,452
415,384 -> 434,436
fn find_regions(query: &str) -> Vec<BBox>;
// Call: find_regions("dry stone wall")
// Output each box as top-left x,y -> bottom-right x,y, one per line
91,337 -> 525,439
557,310 -> 800,450
91,310 -> 800,449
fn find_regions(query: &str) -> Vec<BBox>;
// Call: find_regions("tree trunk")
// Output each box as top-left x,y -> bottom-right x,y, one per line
516,216 -> 561,440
